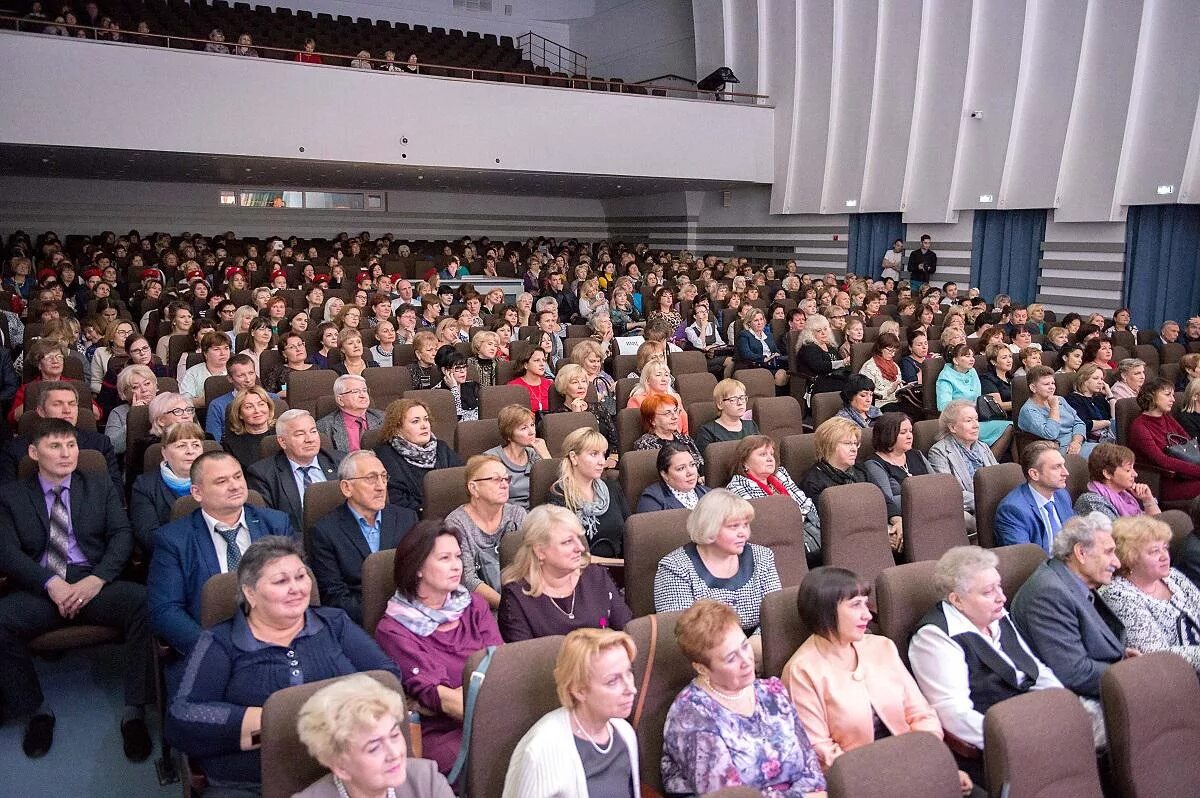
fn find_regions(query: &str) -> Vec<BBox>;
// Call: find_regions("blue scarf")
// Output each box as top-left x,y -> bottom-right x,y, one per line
160,461 -> 192,498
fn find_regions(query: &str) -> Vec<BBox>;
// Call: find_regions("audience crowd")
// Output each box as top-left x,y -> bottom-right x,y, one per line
2,223 -> 1200,796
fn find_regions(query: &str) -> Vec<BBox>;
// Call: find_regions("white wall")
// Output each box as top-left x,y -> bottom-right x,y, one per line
568,0 -> 696,82
0,32 -> 772,184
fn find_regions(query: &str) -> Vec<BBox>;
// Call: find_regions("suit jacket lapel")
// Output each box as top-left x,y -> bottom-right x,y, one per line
343,505 -> 373,559
379,506 -> 400,551
276,455 -> 303,521
192,510 -> 221,576
26,478 -> 50,542
1022,485 -> 1049,551
318,452 -> 338,479
330,416 -> 349,452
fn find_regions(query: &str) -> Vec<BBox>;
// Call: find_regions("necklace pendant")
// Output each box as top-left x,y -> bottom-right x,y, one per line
568,612 -> 575,619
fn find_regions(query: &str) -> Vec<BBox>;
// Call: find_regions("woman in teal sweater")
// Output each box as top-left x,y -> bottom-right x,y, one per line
936,344 -> 1013,458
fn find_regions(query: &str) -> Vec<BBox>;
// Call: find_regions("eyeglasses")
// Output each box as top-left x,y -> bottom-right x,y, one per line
163,406 -> 195,418
337,387 -> 369,397
722,395 -> 747,404
472,475 -> 512,485
656,408 -> 682,417
128,345 -> 151,355
344,472 -> 388,485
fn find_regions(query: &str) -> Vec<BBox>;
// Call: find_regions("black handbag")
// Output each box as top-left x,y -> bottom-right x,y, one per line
1165,433 -> 1200,465
976,394 -> 1009,422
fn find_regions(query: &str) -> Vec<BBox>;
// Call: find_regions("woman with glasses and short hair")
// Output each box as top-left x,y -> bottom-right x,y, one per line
444,455 -> 526,610
694,378 -> 760,455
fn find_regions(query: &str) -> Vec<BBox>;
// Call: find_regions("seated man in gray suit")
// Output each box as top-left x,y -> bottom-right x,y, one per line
247,409 -> 342,533
309,450 -> 418,623
315,374 -> 384,453
1010,511 -> 1140,699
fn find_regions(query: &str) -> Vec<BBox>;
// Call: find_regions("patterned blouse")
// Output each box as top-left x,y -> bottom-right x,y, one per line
653,543 -> 781,633
662,678 -> 826,797
634,432 -> 704,472
1101,569 -> 1200,671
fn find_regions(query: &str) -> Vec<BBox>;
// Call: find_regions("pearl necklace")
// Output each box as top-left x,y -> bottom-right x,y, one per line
571,711 -> 614,755
699,675 -> 751,702
332,774 -> 397,798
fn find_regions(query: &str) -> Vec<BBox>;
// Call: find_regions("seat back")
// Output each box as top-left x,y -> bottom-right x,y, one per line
747,494 -> 810,589
993,543 -> 1048,603
456,418 -> 503,457
363,366 -> 411,407
675,372 -> 717,409
421,466 -> 468,520
540,411 -> 597,457
733,368 -> 775,402
901,473 -> 969,562
619,449 -> 660,512
260,671 -> 410,798
874,560 -> 939,667
529,457 -> 561,507
819,483 -> 895,586
759,585 -> 807,678
983,688 -> 1103,798
1101,651 -> 1200,798
300,481 -> 345,555
360,549 -> 395,637
626,612 -> 695,795
287,369 -> 338,416
616,407 -> 642,454
1114,396 -> 1140,445
704,439 -> 742,487
780,433 -> 818,481
827,730 -> 963,798
623,509 -> 691,616
463,636 -> 565,798
809,391 -> 842,429
912,419 -> 940,455
753,395 -> 805,441
973,463 -> 1024,548
479,384 -> 529,418
922,357 -> 945,417
669,350 -> 708,375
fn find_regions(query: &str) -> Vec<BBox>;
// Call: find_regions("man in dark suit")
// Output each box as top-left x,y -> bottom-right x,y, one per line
247,408 -> 341,533
148,450 -> 292,661
0,381 -> 121,495
994,441 -> 1075,553
314,374 -> 384,453
1011,512 -> 1138,699
0,418 -> 151,760
310,450 -> 418,623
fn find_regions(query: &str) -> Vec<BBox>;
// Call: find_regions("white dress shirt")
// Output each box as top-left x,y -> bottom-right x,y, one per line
201,508 -> 251,574
908,602 -> 1061,747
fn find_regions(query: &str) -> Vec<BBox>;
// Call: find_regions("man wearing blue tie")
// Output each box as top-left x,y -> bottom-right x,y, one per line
994,441 -> 1075,552
309,450 -> 418,623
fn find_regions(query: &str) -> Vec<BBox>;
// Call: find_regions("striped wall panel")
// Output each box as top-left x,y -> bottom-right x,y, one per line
1035,230 -> 1126,314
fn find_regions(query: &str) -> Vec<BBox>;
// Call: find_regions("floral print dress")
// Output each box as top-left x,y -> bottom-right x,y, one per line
662,678 -> 826,797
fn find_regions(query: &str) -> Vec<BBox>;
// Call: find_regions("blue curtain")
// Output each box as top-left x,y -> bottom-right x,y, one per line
969,209 -> 1047,304
1123,204 -> 1200,331
847,213 -> 905,279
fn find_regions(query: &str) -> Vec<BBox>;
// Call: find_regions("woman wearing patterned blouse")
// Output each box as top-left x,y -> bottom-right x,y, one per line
633,393 -> 704,473
654,490 -> 781,655
1102,515 -> 1200,672
726,435 -> 822,557
661,601 -> 826,798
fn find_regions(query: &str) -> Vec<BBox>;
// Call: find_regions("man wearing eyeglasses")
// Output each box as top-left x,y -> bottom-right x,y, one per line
315,374 -> 384,453
148,451 -> 292,669
0,382 -> 121,496
308,450 -> 418,623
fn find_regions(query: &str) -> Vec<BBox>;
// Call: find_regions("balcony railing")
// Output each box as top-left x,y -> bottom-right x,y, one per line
517,30 -> 586,77
0,15 -> 770,104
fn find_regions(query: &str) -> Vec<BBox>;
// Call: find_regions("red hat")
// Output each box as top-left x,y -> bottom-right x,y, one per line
83,268 -> 103,280
141,268 -> 164,282
37,268 -> 56,283
185,267 -> 205,281
270,268 -> 288,281
313,273 -> 330,284
354,272 -> 372,284
225,266 -> 245,279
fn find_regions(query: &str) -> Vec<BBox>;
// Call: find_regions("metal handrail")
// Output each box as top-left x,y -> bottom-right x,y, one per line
0,15 -> 769,103
516,30 -> 587,77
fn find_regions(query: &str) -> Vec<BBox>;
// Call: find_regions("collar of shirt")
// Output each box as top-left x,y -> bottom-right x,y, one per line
230,607 -> 324,651
942,600 -> 1005,642
37,472 -> 73,498
290,456 -> 320,475
348,503 -> 381,532
201,507 -> 248,537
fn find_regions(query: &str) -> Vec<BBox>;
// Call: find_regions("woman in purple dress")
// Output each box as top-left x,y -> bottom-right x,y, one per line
661,600 -> 826,797
375,521 -> 504,774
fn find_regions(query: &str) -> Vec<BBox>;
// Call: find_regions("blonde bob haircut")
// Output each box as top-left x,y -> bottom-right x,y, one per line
712,378 -> 747,405
554,628 -> 637,710
501,504 -> 590,597
1111,515 -> 1172,577
553,363 -> 587,397
496,403 -> 536,443
686,488 -> 754,545
556,427 -> 611,510
470,329 -> 500,356
813,416 -> 863,462
116,363 -> 158,402
569,338 -> 604,368
227,386 -> 276,436
296,673 -> 407,767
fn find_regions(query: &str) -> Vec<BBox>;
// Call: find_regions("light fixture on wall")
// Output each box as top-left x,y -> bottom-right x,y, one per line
844,199 -> 857,207
979,194 -> 995,203
1157,185 -> 1175,195
696,67 -> 740,100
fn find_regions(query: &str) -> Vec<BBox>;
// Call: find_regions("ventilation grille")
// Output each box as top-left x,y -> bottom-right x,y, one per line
453,0 -> 494,10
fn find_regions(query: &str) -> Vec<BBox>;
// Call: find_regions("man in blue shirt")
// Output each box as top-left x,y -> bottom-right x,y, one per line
308,450 -> 418,623
205,353 -> 275,442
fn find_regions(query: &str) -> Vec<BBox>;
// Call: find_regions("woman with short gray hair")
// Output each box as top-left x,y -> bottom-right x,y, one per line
909,545 -> 1104,769
927,399 -> 998,539
168,536 -> 400,792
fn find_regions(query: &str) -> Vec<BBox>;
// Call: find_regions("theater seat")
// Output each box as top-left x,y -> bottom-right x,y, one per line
462,636 -> 565,798
703,439 -> 741,487
983,688 -> 1103,798
819,483 -> 894,587
421,466 -> 467,520
260,671 -> 411,798
874,560 -> 939,667
827,731 -> 962,798
456,418 -> 503,458
809,392 -> 842,429
1102,651 -> 1200,798
479,384 -> 528,418
993,543 -> 1047,602
746,494 -> 810,588
973,463 -> 1024,548
624,509 -> 690,616
619,448 -> 659,512
540,411 -> 597,457
900,473 -> 969,563
626,611 -> 693,796
753,395 -> 805,441
759,585 -> 806,679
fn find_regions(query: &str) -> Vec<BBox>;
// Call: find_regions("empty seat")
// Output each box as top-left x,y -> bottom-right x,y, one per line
1101,651 -> 1200,798
703,439 -> 741,487
984,688 -> 1103,798
973,463 -> 1024,548
900,473 -> 969,562
753,396 -> 805,442
827,731 -> 963,798
456,418 -> 503,458
540,411 -> 597,456
809,392 -> 842,428
624,509 -> 690,616
625,612 -> 694,796
421,466 -> 468,520
819,484 -> 894,586
874,560 -> 939,667
619,449 -> 660,512
759,585 -> 806,678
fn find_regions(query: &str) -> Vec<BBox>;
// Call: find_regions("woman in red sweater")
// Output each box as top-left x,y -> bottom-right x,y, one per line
1127,378 -> 1200,501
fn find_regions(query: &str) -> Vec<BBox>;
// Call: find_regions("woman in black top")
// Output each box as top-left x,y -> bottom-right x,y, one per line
978,343 -> 1014,415
222,386 -> 276,471
373,398 -> 464,514
798,315 -> 849,395
862,413 -> 930,555
799,416 -> 870,502
547,427 -> 630,559
1065,363 -> 1115,443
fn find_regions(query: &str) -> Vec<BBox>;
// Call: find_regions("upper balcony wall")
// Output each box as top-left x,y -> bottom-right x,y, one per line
0,32 -> 773,184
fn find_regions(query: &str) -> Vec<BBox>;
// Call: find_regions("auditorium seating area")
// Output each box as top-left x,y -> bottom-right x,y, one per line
3,225 -> 1200,797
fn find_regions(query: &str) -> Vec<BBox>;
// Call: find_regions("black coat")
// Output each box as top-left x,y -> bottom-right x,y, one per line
129,470 -> 182,552
245,449 -> 343,532
309,503 -> 419,623
373,440 -> 463,513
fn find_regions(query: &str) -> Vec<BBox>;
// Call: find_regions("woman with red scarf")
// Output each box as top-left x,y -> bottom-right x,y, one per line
857,332 -> 918,416
724,434 -> 823,557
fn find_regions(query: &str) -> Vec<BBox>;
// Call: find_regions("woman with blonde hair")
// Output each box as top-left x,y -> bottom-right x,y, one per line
547,427 -> 630,559
503,628 -> 640,797
799,416 -> 870,502
294,673 -> 454,798
333,328 -> 377,377
1179,376 -> 1200,440
1102,515 -> 1200,672
798,313 -> 849,395
90,317 -> 136,392
694,377 -> 760,454
467,329 -> 500,388
222,385 -> 276,470
498,505 -> 632,642
626,358 -> 689,434
570,338 -> 616,414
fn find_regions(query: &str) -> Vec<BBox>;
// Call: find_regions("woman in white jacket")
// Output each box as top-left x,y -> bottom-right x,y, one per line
503,628 -> 641,798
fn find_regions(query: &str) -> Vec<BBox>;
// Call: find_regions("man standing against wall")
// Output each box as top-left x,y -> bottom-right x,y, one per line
908,234 -> 937,291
